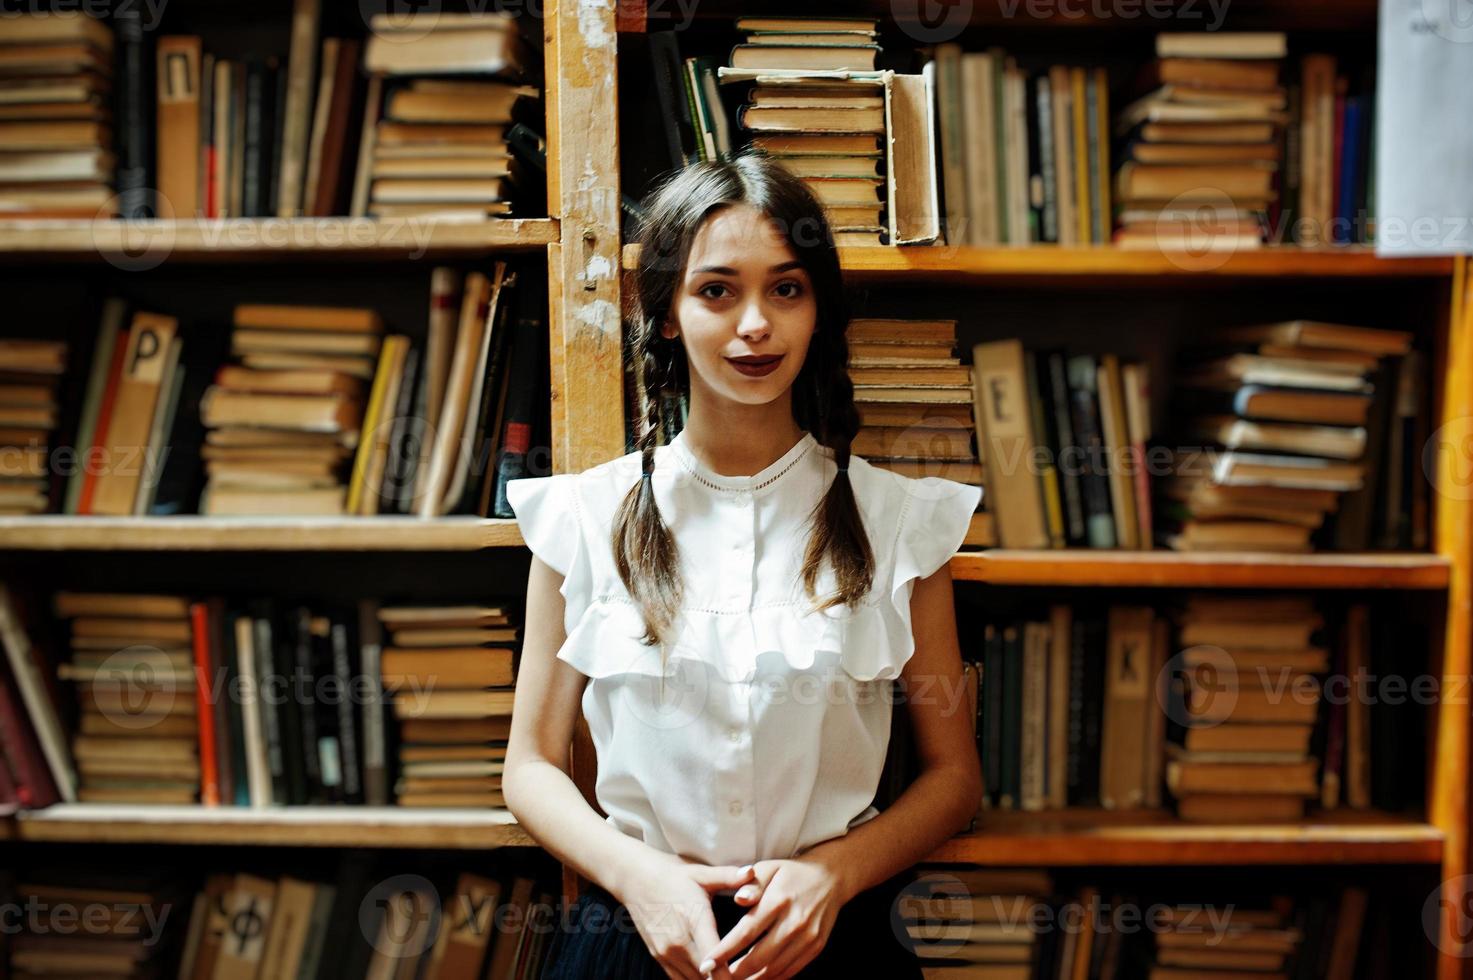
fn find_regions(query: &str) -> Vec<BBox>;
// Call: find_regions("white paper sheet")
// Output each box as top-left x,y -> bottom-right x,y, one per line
1375,0 -> 1473,254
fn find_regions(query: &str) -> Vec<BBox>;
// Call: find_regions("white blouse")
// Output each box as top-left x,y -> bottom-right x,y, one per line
505,428 -> 981,868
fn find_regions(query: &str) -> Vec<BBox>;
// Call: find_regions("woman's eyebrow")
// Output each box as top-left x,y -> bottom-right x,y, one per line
689,260 -> 805,276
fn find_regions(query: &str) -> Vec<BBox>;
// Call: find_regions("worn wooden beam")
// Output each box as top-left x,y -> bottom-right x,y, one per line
545,0 -> 626,475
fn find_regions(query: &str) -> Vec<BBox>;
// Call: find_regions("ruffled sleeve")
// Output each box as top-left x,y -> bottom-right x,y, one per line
890,476 -> 983,604
505,474 -> 579,577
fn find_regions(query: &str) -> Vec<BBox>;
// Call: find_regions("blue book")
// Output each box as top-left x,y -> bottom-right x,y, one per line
1336,96 -> 1365,244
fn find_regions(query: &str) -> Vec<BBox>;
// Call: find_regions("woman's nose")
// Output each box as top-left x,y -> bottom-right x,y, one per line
737,299 -> 770,337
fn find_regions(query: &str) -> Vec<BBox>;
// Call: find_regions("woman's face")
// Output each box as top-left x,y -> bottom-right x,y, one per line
662,202 -> 818,409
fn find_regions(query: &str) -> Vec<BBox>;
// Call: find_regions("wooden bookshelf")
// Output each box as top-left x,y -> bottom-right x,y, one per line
3,2 -> 1471,977
949,550 -> 1452,590
930,807 -> 1445,866
0,218 -> 559,263
622,242 -> 1454,284
3,803 -> 1438,866
607,8 -> 1473,976
0,516 -> 523,551
6,804 -> 534,850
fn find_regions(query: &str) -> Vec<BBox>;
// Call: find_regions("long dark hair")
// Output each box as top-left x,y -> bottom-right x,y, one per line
614,150 -> 874,653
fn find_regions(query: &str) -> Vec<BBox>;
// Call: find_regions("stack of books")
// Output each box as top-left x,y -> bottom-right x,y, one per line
1165,319 -> 1413,553
904,867 -> 1050,977
1114,32 -> 1289,249
973,340 -> 1153,550
0,338 -> 67,515
0,10 -> 115,219
9,874 -> 182,977
719,16 -> 886,245
1147,901 -> 1308,976
379,604 -> 516,808
1164,595 -> 1325,822
848,317 -> 980,481
931,47 -> 1112,245
198,304 -> 384,516
53,591 -> 200,804
361,11 -> 538,220
24,262 -> 542,519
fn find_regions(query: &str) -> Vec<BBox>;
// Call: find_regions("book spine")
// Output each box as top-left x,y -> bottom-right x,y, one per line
1046,352 -> 1086,544
1084,69 -> 1103,244
0,653 -> 60,808
0,585 -> 75,802
339,615 -> 369,804
1066,354 -> 1117,549
253,609 -> 288,805
292,606 -> 323,804
190,602 -> 221,806
242,61 -> 266,217
276,0 -> 321,217
1036,73 -> 1058,243
114,8 -> 155,219
353,601 -> 382,807
489,285 -> 543,519
981,624 -> 1001,808
1000,625 -> 1022,808
1065,616 -> 1087,806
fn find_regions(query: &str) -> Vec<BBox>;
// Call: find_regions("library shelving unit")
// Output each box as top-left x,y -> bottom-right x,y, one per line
611,1 -> 1473,976
1,1 -> 1470,978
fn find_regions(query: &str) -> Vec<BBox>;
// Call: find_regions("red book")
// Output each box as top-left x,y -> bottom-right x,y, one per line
190,601 -> 221,806
0,732 -> 19,810
76,326 -> 131,515
0,655 -> 59,808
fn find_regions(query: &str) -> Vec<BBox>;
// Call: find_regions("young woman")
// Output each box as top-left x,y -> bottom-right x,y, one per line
503,151 -> 983,980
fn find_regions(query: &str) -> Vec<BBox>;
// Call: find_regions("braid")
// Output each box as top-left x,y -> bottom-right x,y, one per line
801,324 -> 873,613
612,337 -> 684,655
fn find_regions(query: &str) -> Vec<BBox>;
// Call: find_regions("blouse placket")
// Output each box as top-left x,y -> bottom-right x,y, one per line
670,435 -> 815,861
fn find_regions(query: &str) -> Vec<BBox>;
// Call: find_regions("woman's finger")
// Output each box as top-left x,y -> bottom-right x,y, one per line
699,891 -> 785,972
688,863 -> 756,894
728,915 -> 802,980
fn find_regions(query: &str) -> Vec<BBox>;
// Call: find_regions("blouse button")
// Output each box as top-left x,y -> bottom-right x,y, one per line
728,801 -> 743,816
727,728 -> 741,743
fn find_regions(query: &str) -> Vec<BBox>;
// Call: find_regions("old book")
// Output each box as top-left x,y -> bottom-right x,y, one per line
89,313 -> 177,515
1099,606 -> 1154,809
971,340 -> 1047,548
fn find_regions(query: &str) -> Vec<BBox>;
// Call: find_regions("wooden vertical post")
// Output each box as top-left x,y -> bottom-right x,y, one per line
543,0 -> 625,905
544,0 -> 627,476
1433,256 -> 1472,979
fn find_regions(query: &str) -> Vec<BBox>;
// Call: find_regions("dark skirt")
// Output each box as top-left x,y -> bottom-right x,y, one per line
539,869 -> 925,979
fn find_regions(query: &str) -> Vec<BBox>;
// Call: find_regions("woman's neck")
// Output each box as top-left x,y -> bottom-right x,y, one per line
677,396 -> 806,478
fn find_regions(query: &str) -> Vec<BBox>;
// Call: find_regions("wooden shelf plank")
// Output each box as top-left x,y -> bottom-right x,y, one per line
0,516 -> 524,551
644,0 -> 1376,32
9,804 -> 535,850
838,245 -> 1454,284
949,550 -> 1451,589
928,808 -> 1444,866
0,218 -> 558,262
6,804 -> 1437,863
623,243 -> 1453,282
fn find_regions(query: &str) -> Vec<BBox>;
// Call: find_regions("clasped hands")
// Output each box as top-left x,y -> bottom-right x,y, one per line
620,851 -> 852,980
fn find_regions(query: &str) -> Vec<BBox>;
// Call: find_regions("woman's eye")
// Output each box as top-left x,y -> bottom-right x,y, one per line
773,280 -> 804,299
698,282 -> 733,300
